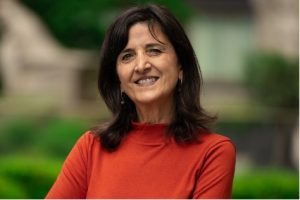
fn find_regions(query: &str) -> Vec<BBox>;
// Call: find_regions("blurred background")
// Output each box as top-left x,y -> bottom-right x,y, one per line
0,0 -> 298,198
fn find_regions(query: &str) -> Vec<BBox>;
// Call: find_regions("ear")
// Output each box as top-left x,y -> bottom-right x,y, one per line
179,70 -> 183,80
119,82 -> 124,92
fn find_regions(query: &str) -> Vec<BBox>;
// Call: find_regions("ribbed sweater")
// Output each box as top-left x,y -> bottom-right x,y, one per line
46,122 -> 236,199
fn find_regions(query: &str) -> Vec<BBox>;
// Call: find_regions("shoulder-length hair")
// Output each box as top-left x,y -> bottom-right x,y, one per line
93,4 -> 216,151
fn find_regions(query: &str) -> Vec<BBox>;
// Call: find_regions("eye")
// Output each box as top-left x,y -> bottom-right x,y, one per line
121,53 -> 134,62
147,48 -> 162,56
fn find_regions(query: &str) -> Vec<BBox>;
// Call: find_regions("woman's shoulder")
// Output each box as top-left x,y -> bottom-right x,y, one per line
81,130 -> 98,139
74,130 -> 101,149
199,130 -> 232,143
194,130 -> 236,153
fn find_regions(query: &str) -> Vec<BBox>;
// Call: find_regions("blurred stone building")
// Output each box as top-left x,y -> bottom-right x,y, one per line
0,0 -> 98,114
251,0 -> 298,58
187,0 -> 299,169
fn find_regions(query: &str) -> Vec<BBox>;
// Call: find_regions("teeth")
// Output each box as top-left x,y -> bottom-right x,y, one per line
137,77 -> 157,85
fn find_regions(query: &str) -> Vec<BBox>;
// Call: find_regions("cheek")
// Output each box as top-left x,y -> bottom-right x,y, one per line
164,63 -> 181,81
116,67 -> 123,87
116,66 -> 131,89
116,65 -> 125,81
168,69 -> 181,88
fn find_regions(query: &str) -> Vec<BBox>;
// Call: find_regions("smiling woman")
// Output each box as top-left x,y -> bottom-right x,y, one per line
116,22 -> 182,121
46,4 -> 236,199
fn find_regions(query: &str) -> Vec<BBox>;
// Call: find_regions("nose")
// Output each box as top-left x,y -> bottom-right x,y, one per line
134,53 -> 151,73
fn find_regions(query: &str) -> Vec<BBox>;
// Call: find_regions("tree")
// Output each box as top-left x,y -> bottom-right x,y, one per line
22,0 -> 195,49
245,52 -> 299,168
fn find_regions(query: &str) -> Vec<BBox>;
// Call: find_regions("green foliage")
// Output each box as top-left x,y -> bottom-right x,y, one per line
0,176 -> 27,198
0,155 -> 62,198
32,118 -> 88,158
245,53 -> 299,108
0,117 -> 89,157
22,0 -> 195,49
232,168 -> 299,198
0,117 -> 89,198
0,118 -> 38,154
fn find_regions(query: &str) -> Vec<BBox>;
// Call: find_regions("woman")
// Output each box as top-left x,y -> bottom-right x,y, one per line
46,4 -> 236,199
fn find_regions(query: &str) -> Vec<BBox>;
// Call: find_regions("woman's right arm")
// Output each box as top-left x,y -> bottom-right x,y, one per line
46,132 -> 92,199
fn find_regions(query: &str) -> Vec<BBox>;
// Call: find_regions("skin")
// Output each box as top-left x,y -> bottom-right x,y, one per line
116,22 -> 182,124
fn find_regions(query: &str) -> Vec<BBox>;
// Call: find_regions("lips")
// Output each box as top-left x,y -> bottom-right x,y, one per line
134,76 -> 159,86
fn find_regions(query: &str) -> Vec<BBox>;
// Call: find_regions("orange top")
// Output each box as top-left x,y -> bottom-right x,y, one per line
46,123 -> 236,199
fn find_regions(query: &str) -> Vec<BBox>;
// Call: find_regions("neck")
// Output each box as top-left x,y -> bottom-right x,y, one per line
135,100 -> 175,124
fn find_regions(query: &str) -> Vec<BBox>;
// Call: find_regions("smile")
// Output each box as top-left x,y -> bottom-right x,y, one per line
135,76 -> 159,87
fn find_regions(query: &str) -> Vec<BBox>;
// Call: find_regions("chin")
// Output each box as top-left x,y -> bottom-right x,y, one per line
133,94 -> 161,105
134,98 -> 159,105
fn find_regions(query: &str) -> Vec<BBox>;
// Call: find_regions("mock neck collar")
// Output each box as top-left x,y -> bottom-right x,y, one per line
129,121 -> 170,145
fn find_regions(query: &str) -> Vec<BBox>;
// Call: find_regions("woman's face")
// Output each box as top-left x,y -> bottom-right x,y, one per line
116,22 -> 182,106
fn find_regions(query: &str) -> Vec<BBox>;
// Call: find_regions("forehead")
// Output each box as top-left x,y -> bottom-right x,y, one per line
126,22 -> 169,45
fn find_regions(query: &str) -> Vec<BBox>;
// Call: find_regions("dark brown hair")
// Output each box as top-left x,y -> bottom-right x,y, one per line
94,4 -> 216,151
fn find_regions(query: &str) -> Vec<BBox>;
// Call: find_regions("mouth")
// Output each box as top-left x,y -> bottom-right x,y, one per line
134,76 -> 159,87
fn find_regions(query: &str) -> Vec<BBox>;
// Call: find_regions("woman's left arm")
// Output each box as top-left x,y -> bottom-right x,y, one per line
193,140 -> 236,199
45,132 -> 92,199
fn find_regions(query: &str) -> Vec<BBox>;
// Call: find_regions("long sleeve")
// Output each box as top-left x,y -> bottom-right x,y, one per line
46,132 -> 92,199
193,140 -> 236,199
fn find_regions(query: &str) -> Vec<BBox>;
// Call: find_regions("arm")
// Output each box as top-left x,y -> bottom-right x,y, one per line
46,132 -> 92,199
193,140 -> 236,199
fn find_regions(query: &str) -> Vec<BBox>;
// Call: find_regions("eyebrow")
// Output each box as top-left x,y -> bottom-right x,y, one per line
119,48 -> 133,54
145,43 -> 166,49
120,43 -> 166,54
